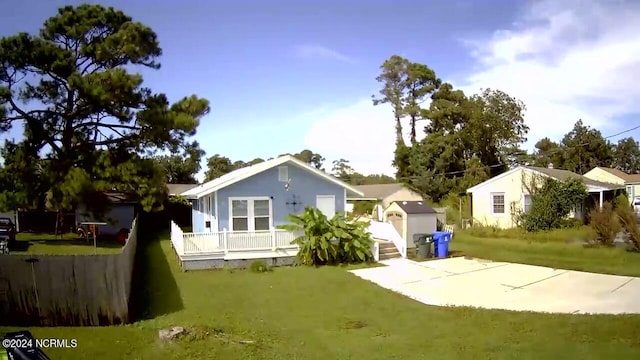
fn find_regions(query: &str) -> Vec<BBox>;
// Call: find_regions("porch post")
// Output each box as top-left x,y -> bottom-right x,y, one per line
271,228 -> 276,251
599,190 -> 604,210
223,230 -> 228,254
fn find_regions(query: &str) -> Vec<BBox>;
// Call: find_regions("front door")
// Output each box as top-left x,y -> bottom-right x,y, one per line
316,195 -> 336,218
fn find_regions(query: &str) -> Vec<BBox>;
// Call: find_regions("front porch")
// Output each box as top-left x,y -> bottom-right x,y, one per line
170,221 -> 301,270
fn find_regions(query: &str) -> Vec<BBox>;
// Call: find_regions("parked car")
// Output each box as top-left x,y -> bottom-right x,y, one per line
0,217 -> 16,244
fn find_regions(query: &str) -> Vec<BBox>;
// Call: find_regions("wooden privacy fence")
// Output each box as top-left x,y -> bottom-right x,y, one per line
0,217 -> 139,326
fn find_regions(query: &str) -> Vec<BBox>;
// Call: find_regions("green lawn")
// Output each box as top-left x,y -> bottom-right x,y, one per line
2,226 -> 640,359
450,228 -> 640,277
11,232 -> 123,255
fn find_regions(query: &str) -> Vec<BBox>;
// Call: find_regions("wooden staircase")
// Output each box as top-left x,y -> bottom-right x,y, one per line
378,241 -> 401,260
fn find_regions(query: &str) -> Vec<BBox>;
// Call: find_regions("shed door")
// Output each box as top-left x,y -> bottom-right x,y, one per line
386,212 -> 403,237
316,195 -> 336,218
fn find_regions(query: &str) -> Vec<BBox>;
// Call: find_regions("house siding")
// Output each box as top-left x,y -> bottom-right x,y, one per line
583,168 -> 638,206
191,199 -> 205,232
583,168 -> 625,185
630,185 -> 640,207
76,203 -> 136,236
470,168 -> 533,229
470,168 -> 598,229
406,213 -> 437,249
215,162 -> 345,231
382,188 -> 423,209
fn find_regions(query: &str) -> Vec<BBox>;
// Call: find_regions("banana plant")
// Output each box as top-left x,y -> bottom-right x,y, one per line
279,207 -> 374,266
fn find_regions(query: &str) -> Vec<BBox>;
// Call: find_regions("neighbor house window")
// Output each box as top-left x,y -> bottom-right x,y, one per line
230,197 -> 272,231
523,194 -> 532,213
491,193 -> 505,214
627,185 -> 633,197
278,166 -> 288,182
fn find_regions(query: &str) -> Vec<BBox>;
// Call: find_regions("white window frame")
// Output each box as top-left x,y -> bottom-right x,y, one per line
490,192 -> 506,215
229,196 -> 272,231
278,166 -> 289,182
522,194 -> 532,213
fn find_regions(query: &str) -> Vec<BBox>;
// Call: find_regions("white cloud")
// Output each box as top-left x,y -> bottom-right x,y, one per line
293,45 -> 356,64
304,0 -> 640,177
303,100 -> 419,176
457,0 -> 640,148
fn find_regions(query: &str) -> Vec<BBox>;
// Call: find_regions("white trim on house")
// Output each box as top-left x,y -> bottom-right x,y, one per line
467,167 -> 521,193
203,195 -> 211,231
181,155 -> 364,199
228,196 -> 273,232
490,192 -> 506,215
343,188 -> 347,212
214,191 -> 219,231
587,185 -> 616,192
346,197 -> 380,201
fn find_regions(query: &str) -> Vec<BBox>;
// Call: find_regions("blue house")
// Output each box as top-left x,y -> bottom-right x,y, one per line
180,155 -> 364,233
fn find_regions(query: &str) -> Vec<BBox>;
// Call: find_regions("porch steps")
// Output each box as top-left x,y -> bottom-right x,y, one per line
378,241 -> 401,260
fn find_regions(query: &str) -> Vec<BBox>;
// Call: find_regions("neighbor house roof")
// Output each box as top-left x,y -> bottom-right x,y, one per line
524,166 -> 623,189
467,165 -> 624,193
104,192 -> 138,204
167,183 -> 198,196
349,183 -> 405,200
180,155 -> 365,199
596,167 -> 640,183
393,200 -> 437,214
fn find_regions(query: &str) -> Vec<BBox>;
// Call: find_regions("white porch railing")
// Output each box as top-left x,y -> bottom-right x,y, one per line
371,241 -> 380,261
170,221 -> 300,255
366,221 -> 407,258
170,221 -> 184,255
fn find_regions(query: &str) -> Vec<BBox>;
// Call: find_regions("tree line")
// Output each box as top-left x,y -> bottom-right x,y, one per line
372,55 -> 640,204
159,149 -> 395,186
0,5 -> 636,216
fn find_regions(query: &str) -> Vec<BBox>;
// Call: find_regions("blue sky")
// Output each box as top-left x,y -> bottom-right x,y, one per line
2,0 -> 640,180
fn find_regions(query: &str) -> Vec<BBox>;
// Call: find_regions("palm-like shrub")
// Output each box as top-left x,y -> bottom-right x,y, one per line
278,207 -> 374,266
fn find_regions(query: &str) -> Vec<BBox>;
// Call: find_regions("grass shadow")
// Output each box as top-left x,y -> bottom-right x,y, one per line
129,212 -> 184,321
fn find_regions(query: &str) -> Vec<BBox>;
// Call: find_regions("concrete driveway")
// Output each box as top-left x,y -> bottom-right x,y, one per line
349,257 -> 640,314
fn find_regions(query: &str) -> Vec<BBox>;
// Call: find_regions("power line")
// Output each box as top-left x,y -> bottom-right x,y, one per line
392,123 -> 640,181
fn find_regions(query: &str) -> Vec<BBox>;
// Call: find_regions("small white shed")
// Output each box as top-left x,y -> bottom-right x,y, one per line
383,201 -> 438,250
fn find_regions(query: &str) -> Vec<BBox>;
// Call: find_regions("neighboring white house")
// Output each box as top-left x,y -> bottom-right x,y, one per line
466,165 -> 624,229
583,167 -> 640,210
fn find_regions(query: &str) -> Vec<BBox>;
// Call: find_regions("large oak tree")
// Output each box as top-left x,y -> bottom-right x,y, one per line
0,5 -> 210,213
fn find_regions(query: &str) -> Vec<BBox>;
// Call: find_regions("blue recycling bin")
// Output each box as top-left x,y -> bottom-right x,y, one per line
432,231 -> 452,258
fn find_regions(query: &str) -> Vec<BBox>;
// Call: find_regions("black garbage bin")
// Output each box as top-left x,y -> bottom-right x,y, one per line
3,330 -> 50,360
412,233 -> 433,259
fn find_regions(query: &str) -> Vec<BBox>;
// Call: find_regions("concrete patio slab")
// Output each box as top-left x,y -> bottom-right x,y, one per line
417,256 -> 507,275
350,257 -> 640,314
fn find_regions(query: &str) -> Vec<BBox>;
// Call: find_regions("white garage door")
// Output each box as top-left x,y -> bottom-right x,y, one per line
316,195 -> 336,218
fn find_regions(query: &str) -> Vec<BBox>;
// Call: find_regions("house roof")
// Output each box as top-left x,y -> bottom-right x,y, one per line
466,165 -> 624,193
393,201 -> 437,214
167,183 -> 198,196
180,155 -> 365,199
596,167 -> 640,183
524,166 -> 623,189
349,183 -> 405,200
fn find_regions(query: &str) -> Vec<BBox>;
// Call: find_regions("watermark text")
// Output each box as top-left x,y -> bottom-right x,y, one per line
2,337 -> 78,349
